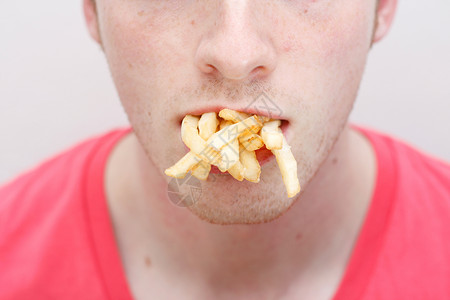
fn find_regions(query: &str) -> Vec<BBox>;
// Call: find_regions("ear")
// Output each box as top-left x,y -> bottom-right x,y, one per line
372,0 -> 398,43
83,0 -> 102,45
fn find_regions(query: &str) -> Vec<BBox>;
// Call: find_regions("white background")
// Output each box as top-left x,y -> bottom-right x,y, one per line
1,0 -> 449,184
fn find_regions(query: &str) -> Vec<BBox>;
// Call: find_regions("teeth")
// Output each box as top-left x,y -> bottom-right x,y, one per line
166,109 -> 300,198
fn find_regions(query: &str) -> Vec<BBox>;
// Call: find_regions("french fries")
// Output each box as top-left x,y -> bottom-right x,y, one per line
165,108 -> 301,198
239,131 -> 264,151
191,160 -> 211,181
261,120 -> 283,150
218,109 -> 250,123
240,147 -> 261,183
219,119 -> 234,130
272,133 -> 301,198
209,115 -> 263,151
198,112 -> 219,140
181,115 -> 221,165
218,138 -> 240,172
165,151 -> 200,178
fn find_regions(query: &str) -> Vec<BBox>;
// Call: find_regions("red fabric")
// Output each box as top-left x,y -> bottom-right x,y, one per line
0,128 -> 134,300
1,126 -> 449,299
332,127 -> 450,300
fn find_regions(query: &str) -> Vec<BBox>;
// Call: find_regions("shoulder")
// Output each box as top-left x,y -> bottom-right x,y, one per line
353,125 -> 450,298
0,127 -> 131,299
0,127 -> 132,208
355,125 -> 450,197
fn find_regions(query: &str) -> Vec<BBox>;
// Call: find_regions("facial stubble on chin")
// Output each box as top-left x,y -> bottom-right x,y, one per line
92,2 -> 378,222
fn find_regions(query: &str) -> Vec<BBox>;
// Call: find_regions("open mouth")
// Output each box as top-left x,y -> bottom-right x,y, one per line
166,107 -> 300,197
180,109 -> 290,174
178,105 -> 287,125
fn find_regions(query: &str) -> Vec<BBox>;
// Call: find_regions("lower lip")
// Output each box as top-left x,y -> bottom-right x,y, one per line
183,120 -> 290,174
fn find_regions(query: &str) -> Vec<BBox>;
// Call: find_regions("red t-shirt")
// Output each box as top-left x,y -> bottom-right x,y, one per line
1,127 -> 449,300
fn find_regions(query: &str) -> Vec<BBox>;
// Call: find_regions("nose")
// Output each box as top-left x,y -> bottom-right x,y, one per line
194,1 -> 277,81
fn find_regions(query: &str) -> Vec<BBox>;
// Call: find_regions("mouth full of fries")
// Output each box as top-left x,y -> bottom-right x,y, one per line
165,109 -> 301,198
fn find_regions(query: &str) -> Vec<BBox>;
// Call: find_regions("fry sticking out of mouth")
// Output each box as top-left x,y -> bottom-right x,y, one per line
165,109 -> 300,198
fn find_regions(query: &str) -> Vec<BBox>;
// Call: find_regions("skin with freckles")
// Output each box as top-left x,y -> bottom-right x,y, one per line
89,0 -> 375,224
83,0 -> 397,299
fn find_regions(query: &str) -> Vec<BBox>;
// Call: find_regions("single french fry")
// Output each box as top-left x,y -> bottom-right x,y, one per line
262,119 -> 281,129
165,152 -> 201,178
219,119 -> 234,130
210,115 -> 263,151
191,160 -> 211,181
189,113 -> 218,180
240,148 -> 261,183
271,134 -> 300,198
198,112 -> 219,140
167,122 -> 231,177
228,160 -> 245,181
181,115 -> 221,165
239,132 -> 264,151
219,109 -> 250,123
261,120 -> 283,150
218,138 -> 239,172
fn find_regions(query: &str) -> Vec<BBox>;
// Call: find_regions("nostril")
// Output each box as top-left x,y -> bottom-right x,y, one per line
195,40 -> 277,81
204,64 -> 216,73
250,66 -> 267,78
254,66 -> 265,72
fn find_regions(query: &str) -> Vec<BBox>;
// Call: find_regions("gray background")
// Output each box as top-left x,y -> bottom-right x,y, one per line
1,0 -> 449,184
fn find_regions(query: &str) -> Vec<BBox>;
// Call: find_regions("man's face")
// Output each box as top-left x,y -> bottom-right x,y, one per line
92,0 -> 377,224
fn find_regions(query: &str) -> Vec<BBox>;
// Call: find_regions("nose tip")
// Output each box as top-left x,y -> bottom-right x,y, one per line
196,43 -> 276,81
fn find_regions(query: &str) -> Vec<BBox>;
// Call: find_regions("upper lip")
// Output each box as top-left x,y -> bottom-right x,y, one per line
177,104 -> 291,142
179,105 -> 288,124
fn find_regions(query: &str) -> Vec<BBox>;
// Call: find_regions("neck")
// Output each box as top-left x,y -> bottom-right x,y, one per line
106,124 -> 376,296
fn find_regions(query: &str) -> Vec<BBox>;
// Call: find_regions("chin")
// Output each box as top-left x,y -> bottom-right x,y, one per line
184,167 -> 301,225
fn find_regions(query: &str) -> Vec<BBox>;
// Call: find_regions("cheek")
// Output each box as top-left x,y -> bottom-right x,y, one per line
320,10 -> 373,68
285,3 -> 373,102
100,2 -> 191,86
286,3 -> 373,66
275,3 -> 374,150
98,1 -> 199,129
102,15 -> 163,77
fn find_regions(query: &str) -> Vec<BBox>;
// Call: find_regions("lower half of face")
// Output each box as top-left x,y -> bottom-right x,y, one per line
97,0 -> 376,224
